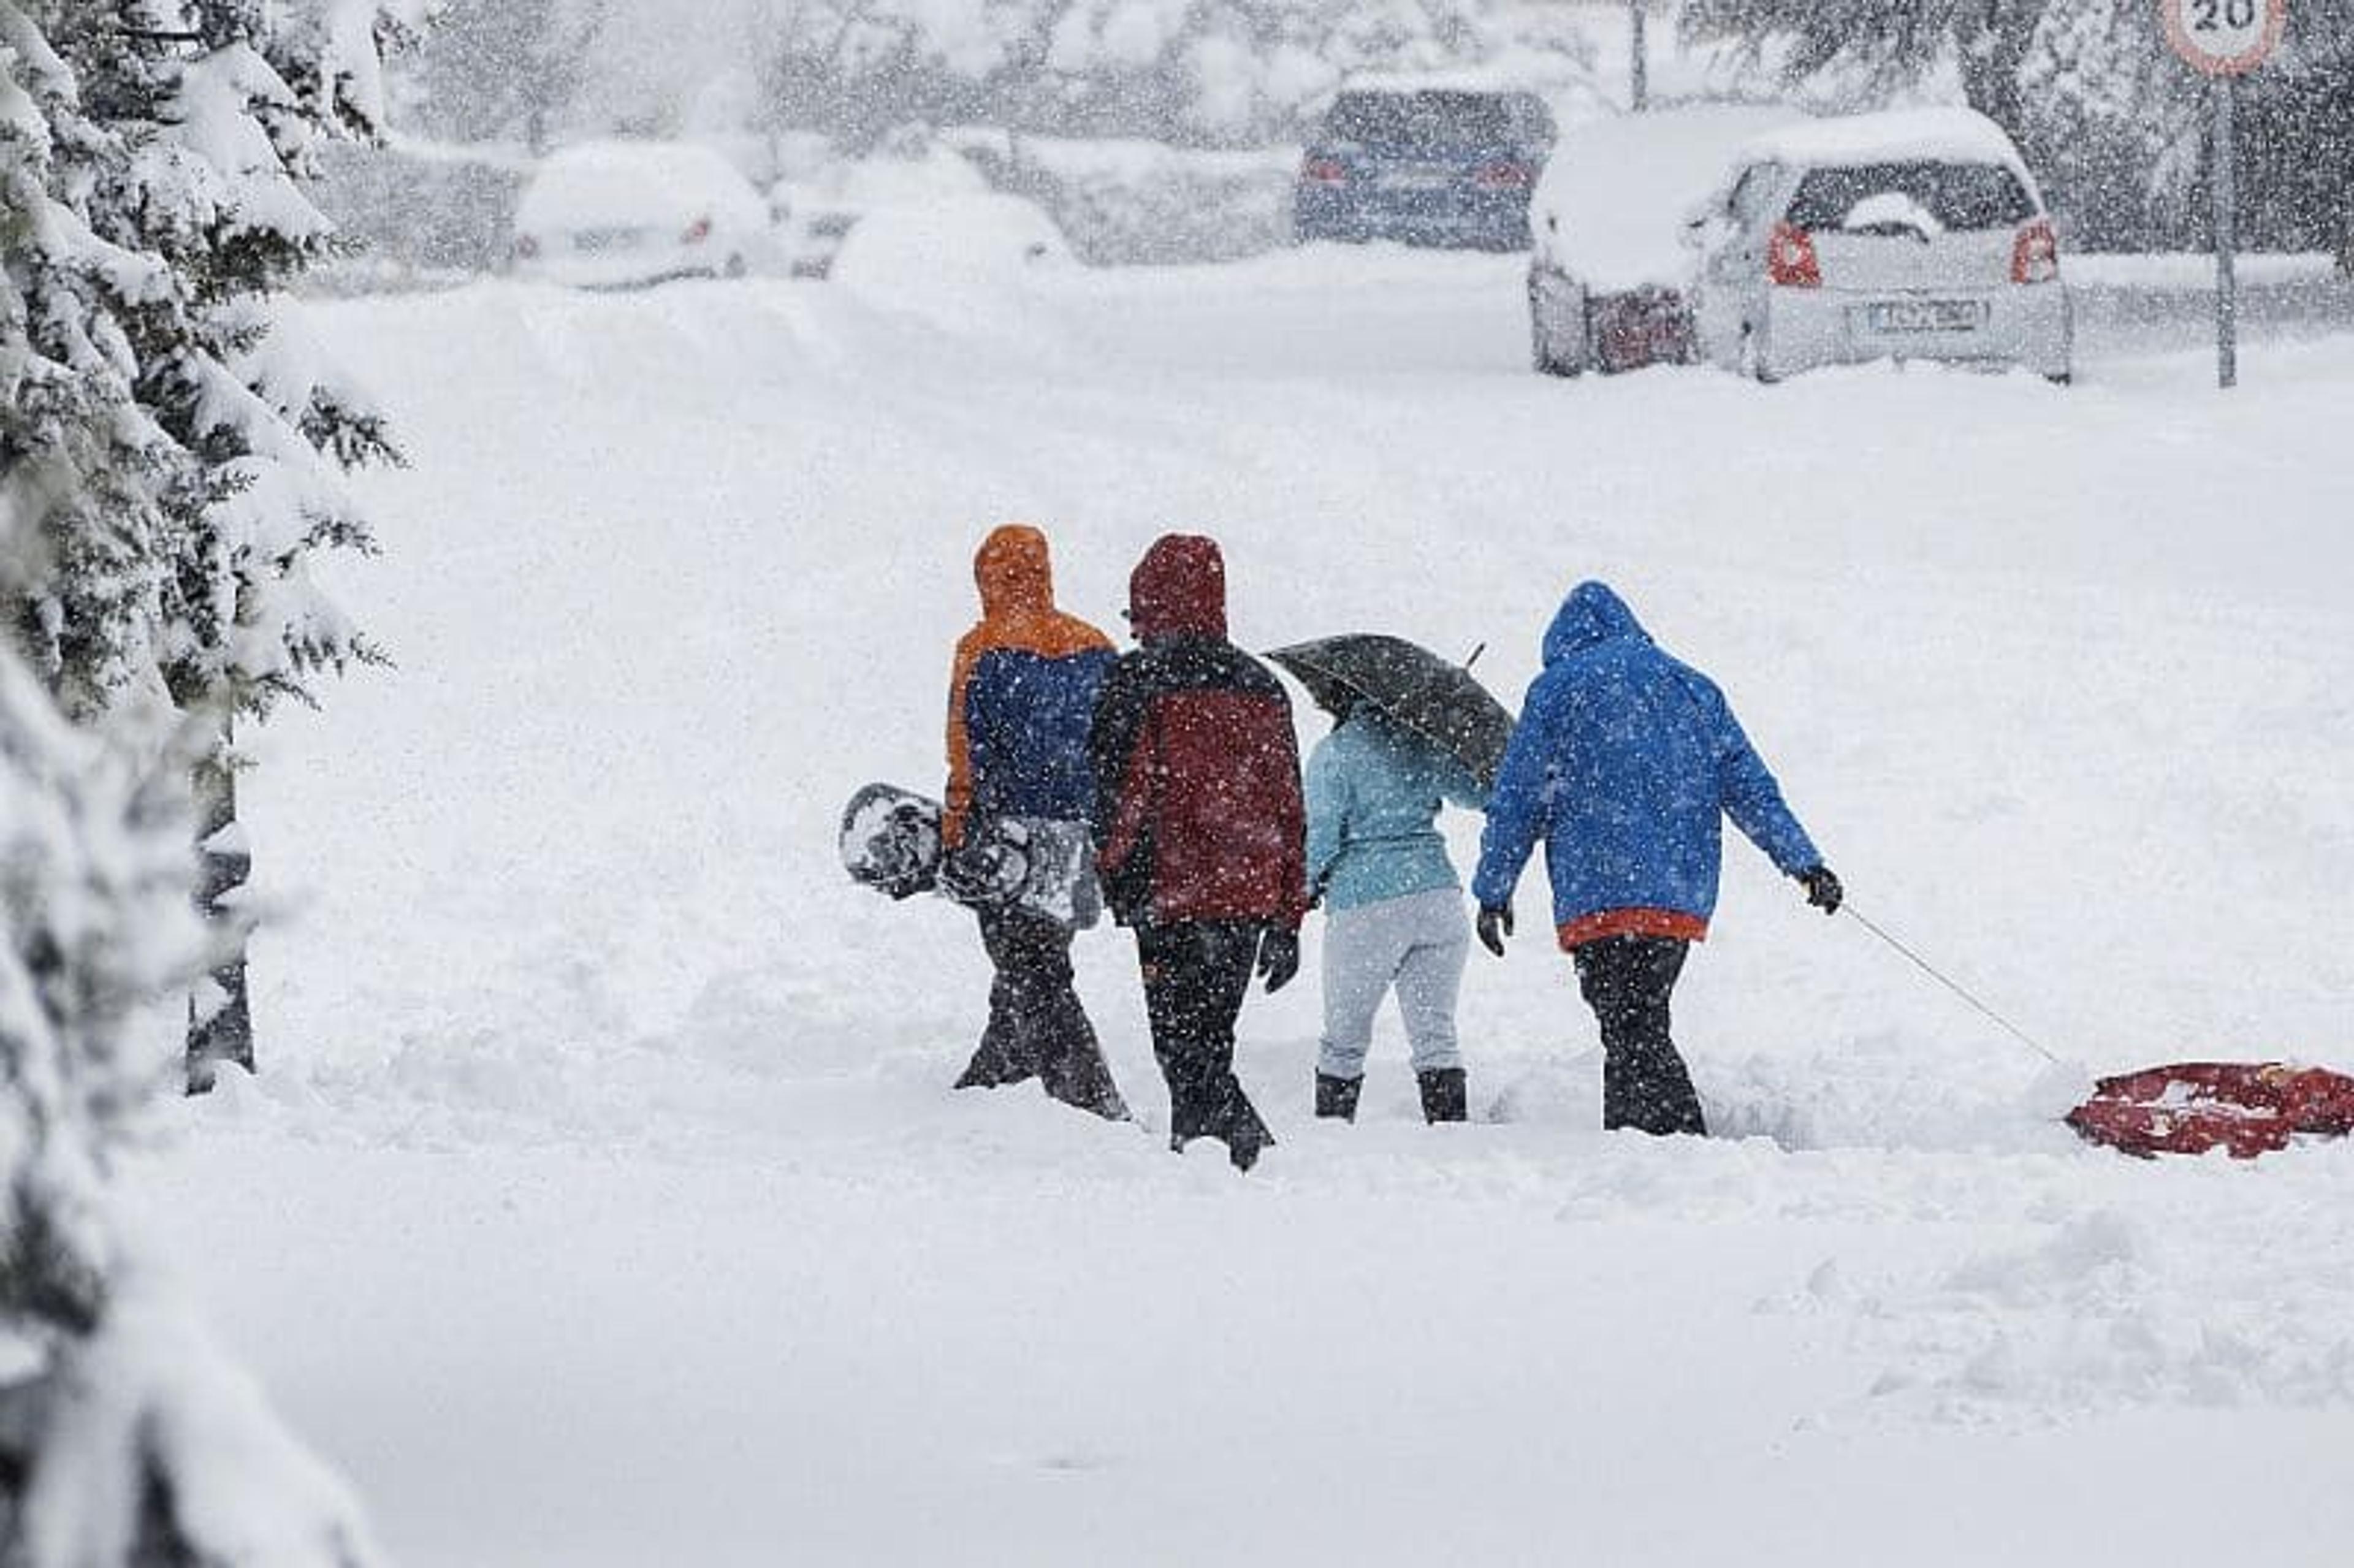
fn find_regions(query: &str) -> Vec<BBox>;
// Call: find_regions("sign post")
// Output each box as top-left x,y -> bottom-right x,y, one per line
1629,1 -> 1648,112
2214,75 -> 2237,387
2161,0 -> 2288,389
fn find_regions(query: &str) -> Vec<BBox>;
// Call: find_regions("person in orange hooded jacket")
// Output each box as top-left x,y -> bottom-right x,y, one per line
942,525 -> 1127,1119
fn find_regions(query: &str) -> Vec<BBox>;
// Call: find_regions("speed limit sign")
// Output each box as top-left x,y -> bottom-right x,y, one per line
2162,0 -> 2286,387
2162,0 -> 2288,75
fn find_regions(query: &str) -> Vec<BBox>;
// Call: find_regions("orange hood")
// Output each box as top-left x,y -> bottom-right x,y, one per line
976,524 -> 1055,620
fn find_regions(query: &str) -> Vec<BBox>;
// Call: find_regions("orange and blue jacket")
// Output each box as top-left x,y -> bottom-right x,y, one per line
943,525 -> 1116,848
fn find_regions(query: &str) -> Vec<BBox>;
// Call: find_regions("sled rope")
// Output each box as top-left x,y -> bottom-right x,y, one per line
1842,905 -> 2063,1066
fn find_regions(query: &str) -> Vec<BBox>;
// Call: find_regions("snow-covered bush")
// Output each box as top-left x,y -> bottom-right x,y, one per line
305,137 -> 528,294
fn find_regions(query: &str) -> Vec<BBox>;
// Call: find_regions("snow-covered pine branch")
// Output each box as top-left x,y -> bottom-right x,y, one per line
39,1 -> 414,721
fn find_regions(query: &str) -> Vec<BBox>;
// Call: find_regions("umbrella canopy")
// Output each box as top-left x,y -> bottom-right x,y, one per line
1266,634 -> 1515,788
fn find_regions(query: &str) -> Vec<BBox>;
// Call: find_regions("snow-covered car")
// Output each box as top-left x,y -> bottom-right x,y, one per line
768,183 -> 861,280
827,192 -> 1071,307
766,139 -> 1001,282
1687,108 -> 2074,383
1528,103 -> 1804,376
509,140 -> 777,289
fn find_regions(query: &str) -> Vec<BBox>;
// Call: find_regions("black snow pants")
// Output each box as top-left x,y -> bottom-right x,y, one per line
1135,920 -> 1275,1170
956,905 -> 1128,1121
1572,934 -> 1707,1137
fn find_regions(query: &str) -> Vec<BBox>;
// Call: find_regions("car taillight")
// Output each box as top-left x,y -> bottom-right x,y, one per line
1302,156 -> 1347,186
682,216 -> 712,245
1473,161 -> 1532,190
2011,218 -> 2059,284
513,234 -> 539,259
1766,221 -> 1820,289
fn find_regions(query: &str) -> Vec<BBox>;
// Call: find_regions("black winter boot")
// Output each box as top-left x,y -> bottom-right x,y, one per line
1315,1072 -> 1362,1122
1417,1067 -> 1468,1124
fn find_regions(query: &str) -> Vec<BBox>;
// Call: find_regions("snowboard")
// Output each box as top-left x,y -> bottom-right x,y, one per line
839,783 -> 1101,929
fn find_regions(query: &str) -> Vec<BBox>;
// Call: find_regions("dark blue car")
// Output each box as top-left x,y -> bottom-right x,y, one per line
1294,86 -> 1556,251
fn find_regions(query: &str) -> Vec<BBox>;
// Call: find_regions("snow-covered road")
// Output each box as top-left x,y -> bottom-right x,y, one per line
137,250 -> 2354,1565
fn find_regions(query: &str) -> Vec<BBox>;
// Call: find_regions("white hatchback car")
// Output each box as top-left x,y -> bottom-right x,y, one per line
1687,108 -> 2073,383
511,140 -> 777,289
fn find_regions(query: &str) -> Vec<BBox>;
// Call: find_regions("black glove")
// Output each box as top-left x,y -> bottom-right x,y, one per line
1257,927 -> 1300,993
1799,865 -> 1843,915
937,842 -> 1005,905
1476,905 -> 1513,957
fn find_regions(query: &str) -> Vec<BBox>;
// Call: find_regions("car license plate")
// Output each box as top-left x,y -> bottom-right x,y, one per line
1862,299 -> 1984,334
1381,166 -> 1455,191
573,226 -> 649,254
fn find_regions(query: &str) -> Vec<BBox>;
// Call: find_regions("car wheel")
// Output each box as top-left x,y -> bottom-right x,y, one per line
1529,276 -> 1586,378
723,253 -> 748,279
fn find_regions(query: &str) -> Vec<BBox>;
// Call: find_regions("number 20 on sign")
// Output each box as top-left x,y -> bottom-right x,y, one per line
2162,0 -> 2287,75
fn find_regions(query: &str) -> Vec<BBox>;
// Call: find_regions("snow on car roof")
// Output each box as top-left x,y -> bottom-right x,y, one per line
517,139 -> 764,230
1734,107 -> 2032,179
1532,103 -> 1807,293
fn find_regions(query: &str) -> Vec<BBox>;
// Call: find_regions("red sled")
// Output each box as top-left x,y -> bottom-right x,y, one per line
2066,1062 -> 2354,1159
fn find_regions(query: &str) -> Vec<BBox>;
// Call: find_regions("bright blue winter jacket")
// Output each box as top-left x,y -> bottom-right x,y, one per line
1469,582 -> 1822,935
1306,709 -> 1487,913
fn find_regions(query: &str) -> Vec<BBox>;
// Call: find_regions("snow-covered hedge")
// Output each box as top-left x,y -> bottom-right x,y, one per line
950,131 -> 1300,265
311,129 -> 1305,283
307,138 -> 531,294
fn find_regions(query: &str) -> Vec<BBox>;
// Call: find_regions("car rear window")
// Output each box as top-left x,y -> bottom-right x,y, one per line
1785,162 -> 2035,232
1324,91 -> 1549,148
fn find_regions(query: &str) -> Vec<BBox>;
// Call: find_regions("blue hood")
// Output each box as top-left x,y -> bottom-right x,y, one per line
1474,581 -> 1823,931
1542,581 -> 1651,666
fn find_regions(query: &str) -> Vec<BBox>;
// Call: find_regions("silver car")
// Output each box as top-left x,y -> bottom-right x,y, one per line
1688,109 -> 2073,384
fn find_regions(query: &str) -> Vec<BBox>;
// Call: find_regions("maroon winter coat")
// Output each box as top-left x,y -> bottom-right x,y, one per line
1087,535 -> 1308,929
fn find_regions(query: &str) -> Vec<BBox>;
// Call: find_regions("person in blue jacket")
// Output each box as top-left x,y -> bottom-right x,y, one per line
1306,698 -> 1488,1124
1469,582 -> 1842,1136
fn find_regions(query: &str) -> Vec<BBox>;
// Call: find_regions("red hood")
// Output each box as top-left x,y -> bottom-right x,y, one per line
1128,534 -> 1227,642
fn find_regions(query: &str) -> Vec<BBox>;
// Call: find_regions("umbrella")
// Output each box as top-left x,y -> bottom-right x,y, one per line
1265,634 -> 1515,788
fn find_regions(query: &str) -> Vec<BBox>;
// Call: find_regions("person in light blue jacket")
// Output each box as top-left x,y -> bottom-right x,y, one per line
1305,699 -> 1488,1124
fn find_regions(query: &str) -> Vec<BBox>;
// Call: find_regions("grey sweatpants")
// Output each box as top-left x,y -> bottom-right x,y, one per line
1317,886 -> 1469,1079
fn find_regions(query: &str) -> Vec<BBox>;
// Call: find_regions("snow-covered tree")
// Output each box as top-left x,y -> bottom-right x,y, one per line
1680,0 -> 2103,139
26,1 -> 421,1088
478,0 -> 1594,152
1,8 -> 387,1558
408,0 -> 604,150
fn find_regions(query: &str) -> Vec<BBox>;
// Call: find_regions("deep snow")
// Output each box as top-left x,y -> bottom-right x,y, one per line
132,246 -> 2354,1565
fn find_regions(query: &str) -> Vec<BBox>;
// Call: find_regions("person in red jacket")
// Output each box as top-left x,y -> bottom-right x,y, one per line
943,524 -> 1126,1120
1088,534 -> 1307,1171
